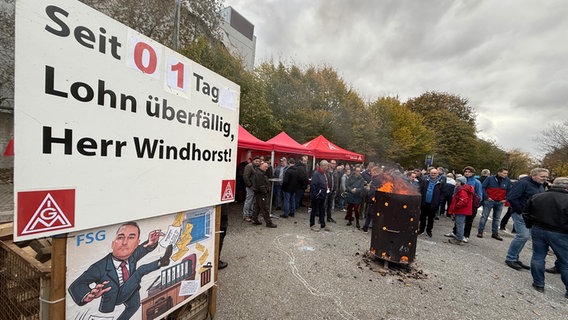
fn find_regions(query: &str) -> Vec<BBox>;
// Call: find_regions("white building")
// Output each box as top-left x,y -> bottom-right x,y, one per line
219,7 -> 256,70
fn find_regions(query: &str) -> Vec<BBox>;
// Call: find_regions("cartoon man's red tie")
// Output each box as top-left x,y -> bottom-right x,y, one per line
120,261 -> 129,282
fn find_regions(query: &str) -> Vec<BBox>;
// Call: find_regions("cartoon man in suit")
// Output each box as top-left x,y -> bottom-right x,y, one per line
68,221 -> 173,320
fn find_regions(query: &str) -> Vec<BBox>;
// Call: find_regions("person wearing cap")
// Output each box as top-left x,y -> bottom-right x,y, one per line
522,177 -> 568,297
504,168 -> 549,271
448,176 -> 474,245
273,157 -> 288,210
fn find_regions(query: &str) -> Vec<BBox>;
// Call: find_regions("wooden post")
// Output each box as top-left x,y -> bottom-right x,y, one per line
49,236 -> 67,320
208,205 -> 221,318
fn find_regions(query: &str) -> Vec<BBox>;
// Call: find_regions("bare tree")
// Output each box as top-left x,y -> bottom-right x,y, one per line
538,120 -> 568,153
538,120 -> 568,176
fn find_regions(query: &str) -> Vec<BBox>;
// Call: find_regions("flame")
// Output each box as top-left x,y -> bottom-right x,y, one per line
378,182 -> 394,193
375,172 -> 420,195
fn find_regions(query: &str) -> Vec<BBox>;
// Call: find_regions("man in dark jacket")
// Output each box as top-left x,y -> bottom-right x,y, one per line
523,177 -> 568,297
345,166 -> 366,228
273,157 -> 288,210
242,156 -> 261,221
295,155 -> 310,208
361,166 -> 384,232
419,167 -> 445,237
325,159 -> 338,223
310,160 -> 330,231
251,162 -> 277,228
478,167 -> 512,240
281,158 -> 303,218
505,168 -> 549,270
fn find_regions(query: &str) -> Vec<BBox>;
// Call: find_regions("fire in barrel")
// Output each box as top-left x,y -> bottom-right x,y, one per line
369,175 -> 421,265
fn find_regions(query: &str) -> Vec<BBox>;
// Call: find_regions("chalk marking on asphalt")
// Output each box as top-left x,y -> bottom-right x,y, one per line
274,233 -> 359,320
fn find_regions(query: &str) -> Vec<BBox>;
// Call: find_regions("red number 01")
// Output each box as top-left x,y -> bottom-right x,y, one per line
133,42 -> 157,74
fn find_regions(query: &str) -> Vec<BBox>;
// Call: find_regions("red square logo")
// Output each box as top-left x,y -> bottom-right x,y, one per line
17,189 -> 75,237
220,180 -> 235,201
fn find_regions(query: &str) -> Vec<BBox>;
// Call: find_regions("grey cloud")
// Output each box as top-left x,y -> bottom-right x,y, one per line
224,0 -> 568,157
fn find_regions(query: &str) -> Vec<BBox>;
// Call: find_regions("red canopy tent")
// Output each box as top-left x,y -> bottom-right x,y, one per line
266,132 -> 313,155
237,125 -> 272,151
303,135 -> 364,162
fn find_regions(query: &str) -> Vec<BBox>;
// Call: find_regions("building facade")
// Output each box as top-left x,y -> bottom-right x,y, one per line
219,7 -> 256,71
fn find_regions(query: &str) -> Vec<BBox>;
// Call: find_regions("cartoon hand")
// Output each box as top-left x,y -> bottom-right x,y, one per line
146,230 -> 164,247
83,281 -> 111,303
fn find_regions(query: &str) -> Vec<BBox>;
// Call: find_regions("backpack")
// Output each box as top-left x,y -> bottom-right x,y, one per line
472,192 -> 481,208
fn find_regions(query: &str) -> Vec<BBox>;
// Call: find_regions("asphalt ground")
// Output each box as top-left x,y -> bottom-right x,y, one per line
1,178 -> 566,319
215,203 -> 568,320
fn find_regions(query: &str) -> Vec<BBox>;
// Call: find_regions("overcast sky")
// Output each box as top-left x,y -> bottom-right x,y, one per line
223,0 -> 568,159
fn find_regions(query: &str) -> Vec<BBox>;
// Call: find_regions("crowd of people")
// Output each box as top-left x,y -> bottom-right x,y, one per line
234,156 -> 567,300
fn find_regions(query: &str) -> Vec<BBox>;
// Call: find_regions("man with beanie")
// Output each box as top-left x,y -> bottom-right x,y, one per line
523,177 -> 568,297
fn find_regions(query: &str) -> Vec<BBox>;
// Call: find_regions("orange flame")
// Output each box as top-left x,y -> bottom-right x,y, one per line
378,182 -> 394,193
376,173 -> 419,195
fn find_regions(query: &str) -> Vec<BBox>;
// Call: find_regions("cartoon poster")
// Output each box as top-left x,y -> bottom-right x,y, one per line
66,207 -> 215,320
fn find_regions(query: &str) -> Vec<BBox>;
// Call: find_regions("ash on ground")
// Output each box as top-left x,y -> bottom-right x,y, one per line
358,251 -> 428,282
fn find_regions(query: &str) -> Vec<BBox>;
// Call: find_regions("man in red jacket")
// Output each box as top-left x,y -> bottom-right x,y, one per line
478,167 -> 512,240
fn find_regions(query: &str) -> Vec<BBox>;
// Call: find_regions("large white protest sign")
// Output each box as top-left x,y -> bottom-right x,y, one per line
14,0 -> 240,240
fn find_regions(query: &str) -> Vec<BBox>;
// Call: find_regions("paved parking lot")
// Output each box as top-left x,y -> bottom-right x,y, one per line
215,203 -> 567,320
